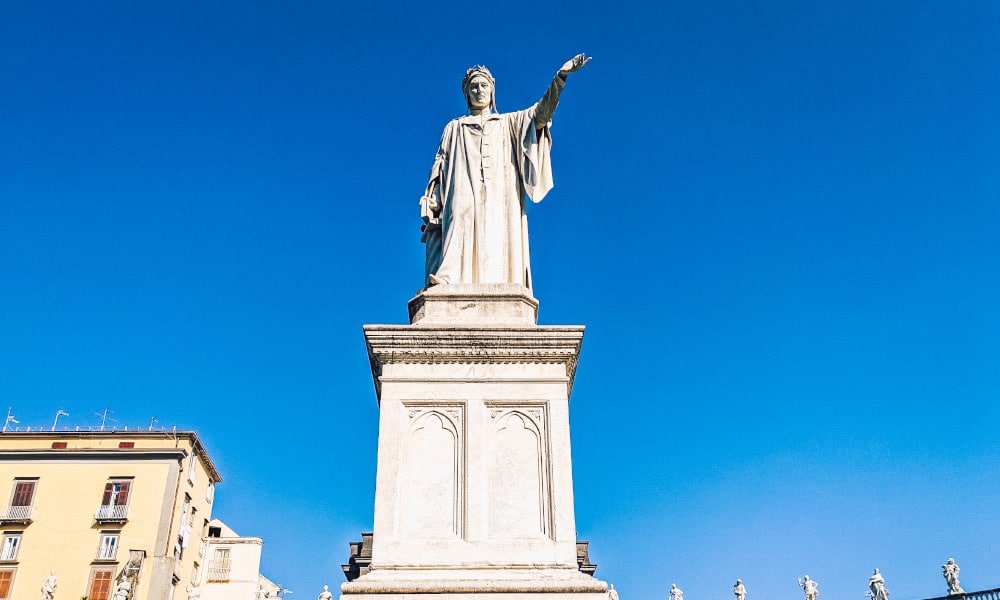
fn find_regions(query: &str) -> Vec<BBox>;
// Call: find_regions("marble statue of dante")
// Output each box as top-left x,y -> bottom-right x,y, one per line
868,569 -> 889,600
420,53 -> 591,288
41,571 -> 58,600
942,558 -> 964,595
112,579 -> 131,600
798,576 -> 819,600
669,583 -> 684,600
318,584 -> 334,600
734,579 -> 747,600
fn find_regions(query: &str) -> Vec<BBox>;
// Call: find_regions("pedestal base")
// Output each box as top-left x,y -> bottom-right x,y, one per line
408,284 -> 539,326
341,566 -> 606,600
348,288 -> 603,600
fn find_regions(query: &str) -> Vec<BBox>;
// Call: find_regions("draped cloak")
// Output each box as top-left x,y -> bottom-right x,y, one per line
421,81 -> 562,289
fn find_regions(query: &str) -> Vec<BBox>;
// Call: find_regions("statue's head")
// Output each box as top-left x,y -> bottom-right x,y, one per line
462,65 -> 496,113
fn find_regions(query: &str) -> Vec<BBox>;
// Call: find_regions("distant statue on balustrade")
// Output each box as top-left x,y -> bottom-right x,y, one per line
420,54 -> 591,289
867,568 -> 889,600
670,583 -> 684,600
798,576 -> 819,600
318,584 -> 334,600
608,584 -> 620,600
734,579 -> 747,600
943,558 -> 964,595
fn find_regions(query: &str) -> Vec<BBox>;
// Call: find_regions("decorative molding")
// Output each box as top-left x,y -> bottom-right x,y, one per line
364,326 -> 584,397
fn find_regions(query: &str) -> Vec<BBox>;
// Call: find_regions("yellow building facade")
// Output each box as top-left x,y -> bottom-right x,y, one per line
0,431 -> 221,600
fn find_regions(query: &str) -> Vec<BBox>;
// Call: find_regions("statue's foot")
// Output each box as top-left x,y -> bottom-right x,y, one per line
428,274 -> 447,286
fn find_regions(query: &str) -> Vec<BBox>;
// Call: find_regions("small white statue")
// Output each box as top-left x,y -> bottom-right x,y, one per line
318,584 -> 334,600
112,579 -> 131,600
734,579 -> 747,600
943,558 -> 964,595
670,583 -> 684,600
867,569 -> 889,600
608,583 -> 620,600
186,585 -> 201,600
41,571 -> 58,600
798,576 -> 819,600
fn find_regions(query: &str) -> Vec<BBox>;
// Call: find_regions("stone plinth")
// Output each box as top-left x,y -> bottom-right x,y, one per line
408,283 -> 539,326
344,288 -> 604,600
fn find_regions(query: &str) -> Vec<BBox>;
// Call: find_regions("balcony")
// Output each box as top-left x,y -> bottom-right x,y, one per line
95,504 -> 129,522
0,505 -> 34,524
206,558 -> 231,582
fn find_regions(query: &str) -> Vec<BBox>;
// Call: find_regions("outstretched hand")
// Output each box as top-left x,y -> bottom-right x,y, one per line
558,53 -> 592,77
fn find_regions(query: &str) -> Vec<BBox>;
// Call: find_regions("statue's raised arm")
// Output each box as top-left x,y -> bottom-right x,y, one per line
533,53 -> 592,129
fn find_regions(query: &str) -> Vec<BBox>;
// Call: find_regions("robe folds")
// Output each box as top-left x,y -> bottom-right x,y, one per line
421,97 -> 557,289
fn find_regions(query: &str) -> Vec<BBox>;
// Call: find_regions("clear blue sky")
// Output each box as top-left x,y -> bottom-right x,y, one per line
2,1 -> 999,599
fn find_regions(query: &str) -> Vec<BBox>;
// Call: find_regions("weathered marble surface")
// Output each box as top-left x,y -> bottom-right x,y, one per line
345,291 -> 603,599
419,55 -> 590,289
408,283 -> 539,326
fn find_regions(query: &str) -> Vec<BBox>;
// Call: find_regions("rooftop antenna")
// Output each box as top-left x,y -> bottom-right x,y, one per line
52,409 -> 69,431
2,408 -> 19,433
94,409 -> 116,431
148,417 -> 158,431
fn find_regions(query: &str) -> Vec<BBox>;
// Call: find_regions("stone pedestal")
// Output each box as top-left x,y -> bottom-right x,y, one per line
343,284 -> 605,600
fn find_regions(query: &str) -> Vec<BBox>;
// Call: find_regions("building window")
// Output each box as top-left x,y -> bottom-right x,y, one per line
0,534 -> 19,561
0,567 -> 14,599
207,526 -> 221,538
191,561 -> 201,586
207,547 -> 231,582
187,452 -> 197,485
205,482 -> 214,504
96,479 -> 132,521
87,567 -> 114,600
2,480 -> 37,522
96,533 -> 119,560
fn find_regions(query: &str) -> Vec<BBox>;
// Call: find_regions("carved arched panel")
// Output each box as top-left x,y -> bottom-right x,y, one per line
400,408 -> 462,538
487,408 -> 550,538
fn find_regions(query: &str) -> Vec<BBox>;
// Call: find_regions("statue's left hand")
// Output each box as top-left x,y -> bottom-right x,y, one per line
558,53 -> 591,77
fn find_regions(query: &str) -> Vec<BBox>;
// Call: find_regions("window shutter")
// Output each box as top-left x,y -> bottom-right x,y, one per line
11,481 -> 35,507
89,569 -> 113,600
0,569 -> 13,598
101,482 -> 114,506
116,481 -> 131,505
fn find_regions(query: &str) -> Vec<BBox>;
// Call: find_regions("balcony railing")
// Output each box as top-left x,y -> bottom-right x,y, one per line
95,504 -> 130,521
924,589 -> 1000,600
0,505 -> 34,523
95,545 -> 118,560
206,558 -> 231,582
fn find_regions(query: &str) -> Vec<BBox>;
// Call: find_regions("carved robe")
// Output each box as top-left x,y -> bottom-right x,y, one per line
421,77 -> 564,288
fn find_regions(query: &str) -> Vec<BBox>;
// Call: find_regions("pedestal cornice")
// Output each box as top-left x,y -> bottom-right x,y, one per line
363,325 -> 585,398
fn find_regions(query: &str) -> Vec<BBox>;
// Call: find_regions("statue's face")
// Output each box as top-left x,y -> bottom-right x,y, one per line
466,75 -> 492,110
